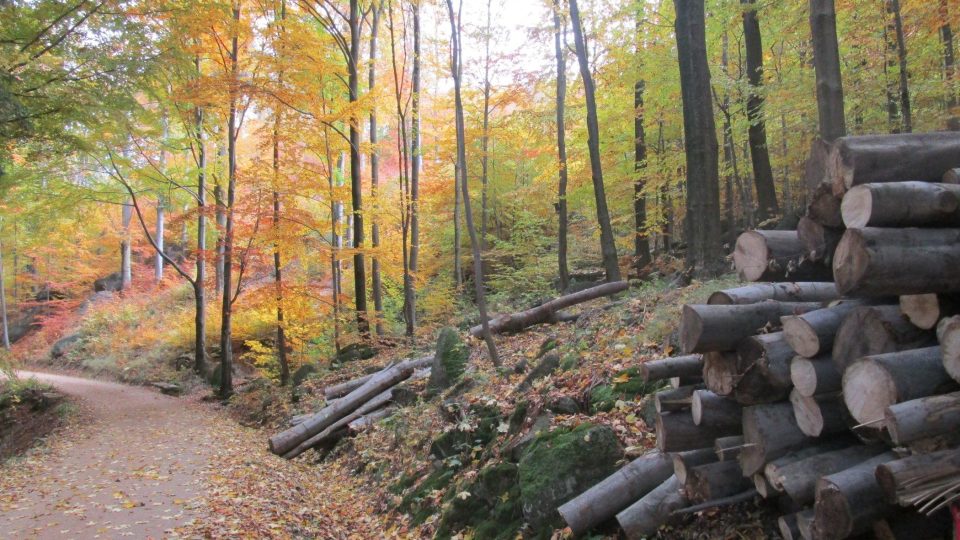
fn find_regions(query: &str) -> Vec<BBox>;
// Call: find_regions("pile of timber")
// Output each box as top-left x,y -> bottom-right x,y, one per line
269,356 -> 432,459
558,132 -> 960,539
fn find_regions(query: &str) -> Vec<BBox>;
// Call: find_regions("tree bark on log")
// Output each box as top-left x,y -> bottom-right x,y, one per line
762,439 -> 855,494
812,452 -> 898,540
796,508 -> 816,540
469,281 -> 627,337
655,385 -> 700,413
691,389 -> 742,431
641,355 -> 703,382
715,435 -> 745,462
827,132 -> 960,195
269,363 -> 413,456
656,410 -> 736,452
806,182 -> 844,228
771,444 -> 886,506
834,227 -> 960,296
797,216 -> 843,263
616,475 -> 689,540
783,301 -> 876,359
779,512 -> 803,540
791,355 -> 842,397
557,452 -> 674,536
884,390 -> 960,446
832,305 -> 936,371
734,231 -> 834,282
323,356 -> 433,399
348,407 -> 394,432
707,282 -> 838,305
842,347 -> 955,425
875,448 -> 960,506
672,447 -> 718,484
681,301 -> 821,353
685,460 -> 752,503
790,390 -> 850,437
901,294 -> 960,330
937,315 -> 960,382
741,402 -> 815,476
703,351 -> 737,396
734,332 -> 796,405
282,389 -> 394,459
841,181 -> 960,228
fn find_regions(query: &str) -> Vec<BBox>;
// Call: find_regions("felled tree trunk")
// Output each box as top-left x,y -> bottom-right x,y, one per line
901,294 -> 960,330
885,390 -> 960,445
684,460 -> 751,503
741,402 -> 814,476
782,301 -> 866,358
714,435 -> 745,462
616,475 -> 689,540
655,385 -> 700,413
832,305 -> 936,371
691,390 -> 742,431
680,301 -> 820,353
657,410 -> 734,452
833,227 -> 960,296
323,356 -> 433,400
937,315 -> 960,382
703,351 -> 737,396
468,281 -> 627,337
813,452 -> 898,540
772,444 -> 886,506
797,217 -> 842,262
282,389 -> 393,459
762,440 -> 859,497
672,447 -> 717,484
790,355 -> 842,397
779,512 -> 803,540
734,231 -> 834,282
707,282 -> 837,305
641,355 -> 703,382
827,132 -> 960,194
875,448 -> 960,506
734,332 -> 796,405
842,347 -> 955,425
558,452 -> 674,536
841,181 -> 960,228
789,390 -> 849,437
806,182 -> 844,228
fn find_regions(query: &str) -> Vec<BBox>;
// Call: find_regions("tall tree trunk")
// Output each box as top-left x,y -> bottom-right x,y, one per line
326,139 -> 342,355
272,0 -> 289,385
742,0 -> 779,220
155,201 -> 164,281
480,0 -> 491,251
568,0 -> 621,283
721,32 -> 738,248
368,1 -> 384,337
885,5 -> 901,132
553,0 -> 570,292
674,0 -> 722,275
215,178 -> 225,295
220,1 -> 240,399
348,0 -> 368,337
809,0 -> 846,142
633,7 -> 651,275
889,0 -> 911,133
121,198 -> 132,289
453,158 -> 462,286
446,0 -> 499,366
0,240 -> 10,350
942,0 -> 959,130
407,0 -> 421,336
193,57 -> 207,375
780,114 -> 791,213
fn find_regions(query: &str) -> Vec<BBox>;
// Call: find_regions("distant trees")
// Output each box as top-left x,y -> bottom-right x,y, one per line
553,0 -> 570,291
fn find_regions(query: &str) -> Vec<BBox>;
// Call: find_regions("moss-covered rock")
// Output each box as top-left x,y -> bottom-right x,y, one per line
396,467 -> 457,526
589,367 -> 663,413
516,352 -> 560,391
507,400 -> 529,435
430,403 -> 502,461
429,327 -> 469,392
291,363 -> 318,387
335,342 -> 377,363
518,423 -> 623,530
435,462 -> 523,540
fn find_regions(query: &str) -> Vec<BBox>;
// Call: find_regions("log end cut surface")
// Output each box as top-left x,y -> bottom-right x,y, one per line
783,316 -> 820,359
842,360 -> 897,425
840,185 -> 872,229
734,231 -> 770,282
832,230 -> 869,296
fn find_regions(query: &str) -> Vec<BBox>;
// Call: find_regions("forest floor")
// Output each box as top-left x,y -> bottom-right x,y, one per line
0,371 -> 387,539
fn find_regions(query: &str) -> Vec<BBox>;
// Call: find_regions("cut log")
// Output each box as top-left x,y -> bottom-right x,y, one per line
789,390 -> 849,437
842,347 -> 956,425
348,407 -> 394,432
734,230 -> 835,282
782,301 -> 867,358
680,301 -> 821,354
656,411 -> 737,453
282,389 -> 394,459
901,294 -> 960,330
468,281 -> 627,337
804,139 -> 831,190
672,447 -> 717,484
714,435 -> 745,462
807,182 -> 844,228
734,332 -> 795,405
872,509 -> 952,540
654,385 -> 700,413
702,351 -> 738,396
269,362 -> 414,456
796,508 -> 816,540
875,448 -> 960,507
684,460 -> 752,503
771,444 -> 887,506
884,390 -> 960,446
753,472 -> 774,498
832,305 -> 936,371
762,438 -> 858,495
691,390 -> 742,433
833,227 -> 960,296
937,315 -> 960,382
740,402 -> 815,476
323,355 -> 433,399
827,132 -> 960,194
797,216 -> 843,262
779,512 -> 803,540
945,167 -> 960,184
616,475 -> 689,540
812,452 -> 898,540
841,181 -> 960,228
707,282 -> 838,305
558,452 -> 674,536
790,355 -> 842,397
640,354 -> 703,382
668,375 -> 701,389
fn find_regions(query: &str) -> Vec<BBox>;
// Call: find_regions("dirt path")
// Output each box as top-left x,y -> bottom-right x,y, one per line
0,372 -> 388,539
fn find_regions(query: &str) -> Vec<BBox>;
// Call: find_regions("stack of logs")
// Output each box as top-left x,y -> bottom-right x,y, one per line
558,131 -> 960,539
268,356 -> 432,459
